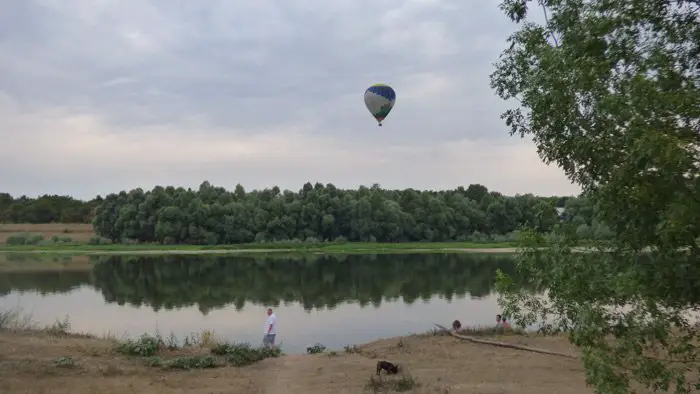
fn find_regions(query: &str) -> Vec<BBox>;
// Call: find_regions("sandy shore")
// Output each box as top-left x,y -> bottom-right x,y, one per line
0,328 -> 598,394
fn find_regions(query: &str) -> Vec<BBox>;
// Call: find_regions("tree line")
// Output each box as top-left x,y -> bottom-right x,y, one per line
0,193 -> 102,223
0,182 -> 613,245
0,254 -> 525,313
86,181 -> 609,244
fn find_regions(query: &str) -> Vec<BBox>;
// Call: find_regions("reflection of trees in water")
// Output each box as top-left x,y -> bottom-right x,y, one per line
0,253 -> 89,296
0,254 -> 527,313
88,254 -> 523,314
0,270 -> 91,296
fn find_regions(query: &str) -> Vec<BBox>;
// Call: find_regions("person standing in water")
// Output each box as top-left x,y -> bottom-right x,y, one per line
263,308 -> 277,349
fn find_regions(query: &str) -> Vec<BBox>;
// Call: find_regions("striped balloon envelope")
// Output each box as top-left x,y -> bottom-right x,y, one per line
363,84 -> 396,126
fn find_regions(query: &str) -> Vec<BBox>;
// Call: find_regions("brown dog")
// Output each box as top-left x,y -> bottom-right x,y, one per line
376,360 -> 400,375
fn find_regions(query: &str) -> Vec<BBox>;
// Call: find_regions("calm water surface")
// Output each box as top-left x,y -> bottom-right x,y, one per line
0,253 -> 521,354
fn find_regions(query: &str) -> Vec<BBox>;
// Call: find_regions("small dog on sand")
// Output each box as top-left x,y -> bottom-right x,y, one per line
376,360 -> 400,375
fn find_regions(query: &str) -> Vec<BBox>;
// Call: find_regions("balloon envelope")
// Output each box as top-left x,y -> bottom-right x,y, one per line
364,84 -> 396,126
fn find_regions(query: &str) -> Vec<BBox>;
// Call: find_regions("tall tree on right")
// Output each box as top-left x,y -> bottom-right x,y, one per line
490,0 -> 700,392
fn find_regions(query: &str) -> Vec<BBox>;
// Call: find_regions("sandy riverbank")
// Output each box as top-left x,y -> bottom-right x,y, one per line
0,328 -> 596,394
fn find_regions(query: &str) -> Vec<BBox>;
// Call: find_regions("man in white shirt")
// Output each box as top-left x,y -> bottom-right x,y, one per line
262,308 -> 277,349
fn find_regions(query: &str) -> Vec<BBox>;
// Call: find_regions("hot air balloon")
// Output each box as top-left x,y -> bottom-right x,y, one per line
364,84 -> 396,126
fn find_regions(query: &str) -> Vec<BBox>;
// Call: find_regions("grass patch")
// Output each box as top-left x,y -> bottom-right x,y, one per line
0,241 -> 517,254
211,342 -> 282,366
53,356 -> 76,368
365,373 -> 419,393
145,355 -> 219,370
113,331 -> 281,370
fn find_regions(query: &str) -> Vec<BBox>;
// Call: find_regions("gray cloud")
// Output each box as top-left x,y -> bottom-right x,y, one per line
0,0 -> 580,199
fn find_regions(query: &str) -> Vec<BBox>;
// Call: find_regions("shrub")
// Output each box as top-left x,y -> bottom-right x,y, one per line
306,343 -> 327,354
115,333 -> 163,357
53,356 -> 76,368
23,233 -> 45,245
6,233 -> 45,245
50,235 -> 74,243
210,341 -> 281,367
88,236 -> 112,245
467,231 -> 489,242
166,355 -> 217,369
304,236 -> 321,244
144,355 -> 218,370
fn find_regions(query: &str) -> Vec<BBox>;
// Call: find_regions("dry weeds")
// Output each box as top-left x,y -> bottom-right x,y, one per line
0,328 -> 597,394
0,223 -> 94,243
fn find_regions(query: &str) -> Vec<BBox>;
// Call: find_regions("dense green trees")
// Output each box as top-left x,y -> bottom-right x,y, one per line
1,183 -> 613,245
0,193 -> 102,223
491,0 -> 699,392
88,181 -> 585,244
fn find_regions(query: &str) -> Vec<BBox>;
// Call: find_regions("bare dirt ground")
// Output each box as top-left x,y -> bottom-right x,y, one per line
0,223 -> 94,243
0,330 -> 595,394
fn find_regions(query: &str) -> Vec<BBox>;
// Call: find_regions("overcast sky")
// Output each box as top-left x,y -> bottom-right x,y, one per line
0,0 -> 580,200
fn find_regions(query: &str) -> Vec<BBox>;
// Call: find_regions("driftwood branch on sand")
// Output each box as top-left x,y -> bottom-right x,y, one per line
433,324 -> 579,359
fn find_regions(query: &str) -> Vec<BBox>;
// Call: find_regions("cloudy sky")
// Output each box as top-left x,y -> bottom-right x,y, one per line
0,0 -> 580,200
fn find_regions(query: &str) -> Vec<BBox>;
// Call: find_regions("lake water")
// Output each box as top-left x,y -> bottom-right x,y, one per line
0,253 -> 521,354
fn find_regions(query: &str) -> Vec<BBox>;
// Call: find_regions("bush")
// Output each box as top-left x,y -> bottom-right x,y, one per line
116,333 -> 279,369
144,355 -> 218,370
50,235 -> 74,243
115,334 -> 163,357
304,236 -> 321,244
88,236 -> 112,245
306,343 -> 326,354
53,356 -> 76,368
210,341 -> 281,367
5,232 -> 45,245
467,231 -> 489,242
166,355 -> 217,369
493,231 -> 518,242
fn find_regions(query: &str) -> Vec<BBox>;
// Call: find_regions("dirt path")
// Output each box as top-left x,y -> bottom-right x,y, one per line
262,355 -> 322,394
0,329 -> 605,394
261,355 -> 310,394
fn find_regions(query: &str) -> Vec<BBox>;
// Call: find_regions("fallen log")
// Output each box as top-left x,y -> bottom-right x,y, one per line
433,324 -> 578,359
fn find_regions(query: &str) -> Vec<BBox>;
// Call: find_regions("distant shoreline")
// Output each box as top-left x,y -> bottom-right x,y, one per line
0,241 -> 519,255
